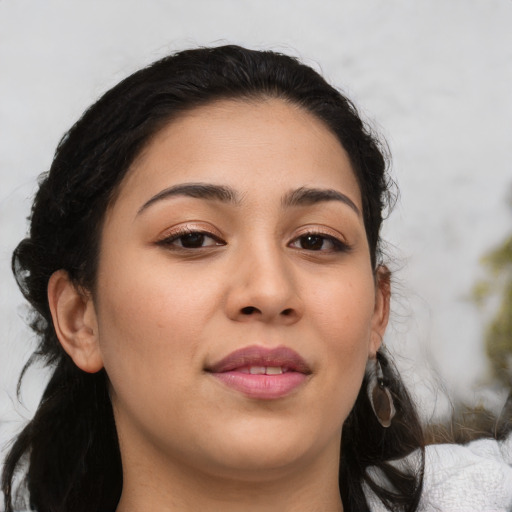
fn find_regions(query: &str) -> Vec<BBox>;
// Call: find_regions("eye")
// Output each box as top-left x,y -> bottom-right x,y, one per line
289,232 -> 350,252
157,229 -> 225,249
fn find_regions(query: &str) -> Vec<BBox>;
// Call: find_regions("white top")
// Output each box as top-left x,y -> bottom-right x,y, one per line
366,436 -> 512,511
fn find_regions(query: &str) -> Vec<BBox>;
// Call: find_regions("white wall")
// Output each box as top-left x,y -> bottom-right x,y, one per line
1,0 -> 511,455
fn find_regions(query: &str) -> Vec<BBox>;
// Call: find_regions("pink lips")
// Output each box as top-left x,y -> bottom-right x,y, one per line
206,345 -> 311,400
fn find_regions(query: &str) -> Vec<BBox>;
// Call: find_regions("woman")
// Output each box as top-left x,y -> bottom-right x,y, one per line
2,45 -> 425,512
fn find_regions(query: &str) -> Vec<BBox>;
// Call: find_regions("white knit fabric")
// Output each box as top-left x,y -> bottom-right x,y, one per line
366,436 -> 512,511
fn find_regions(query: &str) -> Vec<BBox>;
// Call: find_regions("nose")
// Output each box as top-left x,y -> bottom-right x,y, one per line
224,243 -> 303,325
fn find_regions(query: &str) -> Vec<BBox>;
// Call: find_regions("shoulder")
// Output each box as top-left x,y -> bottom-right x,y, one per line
366,436 -> 512,511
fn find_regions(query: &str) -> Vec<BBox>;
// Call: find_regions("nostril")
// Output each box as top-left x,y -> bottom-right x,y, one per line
241,306 -> 259,315
281,308 -> 293,316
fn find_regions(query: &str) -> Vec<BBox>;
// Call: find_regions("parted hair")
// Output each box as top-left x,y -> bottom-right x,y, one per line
2,45 -> 424,512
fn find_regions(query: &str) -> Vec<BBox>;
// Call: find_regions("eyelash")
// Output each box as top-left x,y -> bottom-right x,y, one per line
288,230 -> 351,253
156,227 -> 226,249
156,227 -> 351,253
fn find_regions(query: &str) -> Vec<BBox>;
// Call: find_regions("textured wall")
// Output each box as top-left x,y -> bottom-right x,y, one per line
1,0 -> 511,456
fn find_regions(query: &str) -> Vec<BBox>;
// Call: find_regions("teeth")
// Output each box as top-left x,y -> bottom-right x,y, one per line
249,366 -> 266,375
248,366 -> 283,375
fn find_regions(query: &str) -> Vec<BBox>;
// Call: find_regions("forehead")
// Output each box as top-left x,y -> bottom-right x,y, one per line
116,98 -> 361,211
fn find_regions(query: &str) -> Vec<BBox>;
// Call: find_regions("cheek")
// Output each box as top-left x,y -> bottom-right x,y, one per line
93,254 -> 221,396
306,271 -> 375,395
308,269 -> 376,343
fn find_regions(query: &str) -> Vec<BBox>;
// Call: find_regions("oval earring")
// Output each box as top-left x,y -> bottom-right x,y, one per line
366,357 -> 396,428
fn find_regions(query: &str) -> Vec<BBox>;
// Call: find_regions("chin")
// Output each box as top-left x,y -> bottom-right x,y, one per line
197,418 -> 340,479
202,446 -> 312,482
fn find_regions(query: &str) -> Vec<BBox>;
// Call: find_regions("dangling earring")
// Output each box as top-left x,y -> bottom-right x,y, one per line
366,357 -> 396,428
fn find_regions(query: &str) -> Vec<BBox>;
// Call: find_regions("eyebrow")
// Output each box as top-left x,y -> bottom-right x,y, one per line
137,182 -> 360,216
282,187 -> 360,215
137,183 -> 241,215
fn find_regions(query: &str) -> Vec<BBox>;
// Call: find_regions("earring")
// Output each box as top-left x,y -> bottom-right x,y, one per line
366,357 -> 396,428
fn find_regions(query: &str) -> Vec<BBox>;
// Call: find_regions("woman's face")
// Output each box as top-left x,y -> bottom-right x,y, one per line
85,99 -> 388,480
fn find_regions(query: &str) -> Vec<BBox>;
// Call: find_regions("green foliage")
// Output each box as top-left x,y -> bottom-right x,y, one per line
473,235 -> 512,386
482,236 -> 512,275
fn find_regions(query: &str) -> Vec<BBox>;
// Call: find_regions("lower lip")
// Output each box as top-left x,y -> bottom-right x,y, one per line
210,371 -> 308,400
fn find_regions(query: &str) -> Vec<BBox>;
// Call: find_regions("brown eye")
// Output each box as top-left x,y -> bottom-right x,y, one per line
158,230 -> 225,249
299,235 -> 325,251
289,232 -> 351,253
179,232 -> 208,248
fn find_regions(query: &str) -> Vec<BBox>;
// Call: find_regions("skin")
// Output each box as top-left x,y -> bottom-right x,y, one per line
48,98 -> 390,512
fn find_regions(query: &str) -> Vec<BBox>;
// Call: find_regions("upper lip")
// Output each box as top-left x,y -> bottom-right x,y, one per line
206,345 -> 312,374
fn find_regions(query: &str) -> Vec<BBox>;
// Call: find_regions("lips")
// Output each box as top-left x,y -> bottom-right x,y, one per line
206,345 -> 311,400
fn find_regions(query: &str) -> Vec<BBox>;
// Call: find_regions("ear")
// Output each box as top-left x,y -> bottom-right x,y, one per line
369,265 -> 391,357
47,270 -> 103,373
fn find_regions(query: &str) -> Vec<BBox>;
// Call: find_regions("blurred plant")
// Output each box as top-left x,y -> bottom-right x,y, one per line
424,402 -> 507,444
472,211 -> 512,387
425,194 -> 512,444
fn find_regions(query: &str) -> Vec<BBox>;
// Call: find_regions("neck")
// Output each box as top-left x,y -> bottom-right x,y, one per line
115,436 -> 343,512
